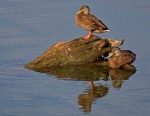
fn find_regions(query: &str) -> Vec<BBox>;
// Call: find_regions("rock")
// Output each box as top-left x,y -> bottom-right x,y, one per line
25,35 -> 124,70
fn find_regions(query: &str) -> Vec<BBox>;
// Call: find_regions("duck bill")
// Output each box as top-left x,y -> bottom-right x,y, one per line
109,52 -> 113,58
76,10 -> 81,14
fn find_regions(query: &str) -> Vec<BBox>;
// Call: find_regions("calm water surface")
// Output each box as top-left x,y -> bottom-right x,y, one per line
0,0 -> 150,116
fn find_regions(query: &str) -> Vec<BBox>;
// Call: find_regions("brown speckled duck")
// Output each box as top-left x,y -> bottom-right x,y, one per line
75,5 -> 110,39
108,47 -> 136,68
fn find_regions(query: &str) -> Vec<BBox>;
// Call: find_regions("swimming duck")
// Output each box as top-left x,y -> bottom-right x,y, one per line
75,5 -> 110,39
108,47 -> 136,68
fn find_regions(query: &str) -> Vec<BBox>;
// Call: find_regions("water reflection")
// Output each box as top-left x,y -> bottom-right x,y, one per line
109,68 -> 136,88
78,81 -> 109,112
31,65 -> 136,112
35,65 -> 109,81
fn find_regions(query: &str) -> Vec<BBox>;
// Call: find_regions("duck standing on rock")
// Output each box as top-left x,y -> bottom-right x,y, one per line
75,5 -> 110,39
108,47 -> 136,69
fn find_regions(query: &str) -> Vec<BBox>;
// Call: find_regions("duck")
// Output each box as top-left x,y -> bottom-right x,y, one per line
75,5 -> 110,39
108,47 -> 136,68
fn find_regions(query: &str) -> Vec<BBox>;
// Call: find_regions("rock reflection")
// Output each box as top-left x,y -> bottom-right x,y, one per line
31,65 -> 136,113
35,65 -> 109,81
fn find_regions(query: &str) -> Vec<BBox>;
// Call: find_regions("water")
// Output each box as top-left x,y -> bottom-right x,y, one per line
0,0 -> 150,116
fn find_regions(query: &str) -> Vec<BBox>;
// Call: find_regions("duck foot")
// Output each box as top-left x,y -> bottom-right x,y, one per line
83,31 -> 92,39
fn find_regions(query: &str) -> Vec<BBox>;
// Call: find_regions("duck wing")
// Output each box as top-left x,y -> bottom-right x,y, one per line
87,14 -> 109,30
118,51 -> 136,65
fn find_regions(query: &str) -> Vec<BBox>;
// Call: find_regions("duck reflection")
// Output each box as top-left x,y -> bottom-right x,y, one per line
109,68 -> 136,88
78,81 -> 109,112
32,65 -> 136,113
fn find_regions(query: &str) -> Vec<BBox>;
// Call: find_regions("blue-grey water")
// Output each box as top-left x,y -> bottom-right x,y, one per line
0,0 -> 150,116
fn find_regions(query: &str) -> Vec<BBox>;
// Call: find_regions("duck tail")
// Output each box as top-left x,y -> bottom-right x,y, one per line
103,29 -> 110,32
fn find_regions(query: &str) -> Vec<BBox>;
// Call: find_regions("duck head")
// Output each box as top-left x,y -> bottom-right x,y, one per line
76,5 -> 90,15
109,47 -> 122,57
